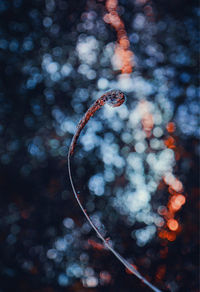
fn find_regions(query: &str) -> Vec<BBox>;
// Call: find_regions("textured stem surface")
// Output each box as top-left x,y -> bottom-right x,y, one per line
68,90 -> 162,292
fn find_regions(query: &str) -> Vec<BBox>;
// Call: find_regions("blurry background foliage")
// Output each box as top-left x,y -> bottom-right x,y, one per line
0,0 -> 199,291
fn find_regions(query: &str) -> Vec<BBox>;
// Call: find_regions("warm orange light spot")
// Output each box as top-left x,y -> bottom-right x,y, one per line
170,194 -> 186,211
167,219 -> 179,231
119,38 -> 130,49
171,179 -> 183,192
164,136 -> 175,149
104,0 -> 134,74
166,122 -> 176,133
167,232 -> 176,241
159,230 -> 176,241
164,173 -> 183,194
115,46 -> 133,74
176,194 -> 186,205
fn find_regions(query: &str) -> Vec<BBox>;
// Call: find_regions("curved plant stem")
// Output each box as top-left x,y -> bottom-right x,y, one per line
68,90 -> 162,292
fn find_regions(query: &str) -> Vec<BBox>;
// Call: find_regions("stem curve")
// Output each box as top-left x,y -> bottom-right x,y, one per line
68,90 -> 162,292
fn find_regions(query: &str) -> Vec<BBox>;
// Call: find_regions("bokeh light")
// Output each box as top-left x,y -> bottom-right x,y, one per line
0,0 -> 199,291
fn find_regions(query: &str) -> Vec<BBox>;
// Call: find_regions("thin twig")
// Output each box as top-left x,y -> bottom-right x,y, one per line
68,90 -> 162,292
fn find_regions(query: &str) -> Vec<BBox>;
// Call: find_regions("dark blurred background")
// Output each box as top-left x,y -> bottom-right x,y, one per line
0,0 -> 199,291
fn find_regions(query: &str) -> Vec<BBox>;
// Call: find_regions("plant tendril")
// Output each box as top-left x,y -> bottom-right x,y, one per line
68,89 -> 162,292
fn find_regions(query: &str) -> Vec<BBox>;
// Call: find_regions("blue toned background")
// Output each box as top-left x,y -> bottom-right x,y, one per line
0,0 -> 199,291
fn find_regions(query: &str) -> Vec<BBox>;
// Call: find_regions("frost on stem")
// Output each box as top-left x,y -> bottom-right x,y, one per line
67,90 -> 162,292
102,89 -> 126,107
69,90 -> 126,155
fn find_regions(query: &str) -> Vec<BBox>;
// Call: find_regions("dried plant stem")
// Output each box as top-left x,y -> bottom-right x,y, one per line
68,90 -> 162,292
